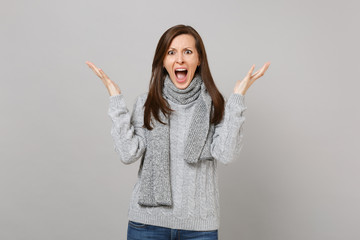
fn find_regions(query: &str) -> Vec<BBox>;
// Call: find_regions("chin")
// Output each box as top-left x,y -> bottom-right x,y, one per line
175,82 -> 191,89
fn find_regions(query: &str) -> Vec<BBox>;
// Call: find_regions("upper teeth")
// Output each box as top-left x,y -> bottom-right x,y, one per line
176,69 -> 187,71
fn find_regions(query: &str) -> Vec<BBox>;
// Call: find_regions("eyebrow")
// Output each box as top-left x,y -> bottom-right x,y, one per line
168,47 -> 194,50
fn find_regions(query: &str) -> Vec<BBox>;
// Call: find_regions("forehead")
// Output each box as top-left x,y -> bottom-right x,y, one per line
169,34 -> 196,48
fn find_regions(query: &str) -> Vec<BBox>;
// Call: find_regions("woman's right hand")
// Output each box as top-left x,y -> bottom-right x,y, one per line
85,61 -> 121,96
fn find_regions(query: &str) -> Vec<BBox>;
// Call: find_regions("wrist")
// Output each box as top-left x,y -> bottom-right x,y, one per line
108,87 -> 121,96
234,89 -> 246,95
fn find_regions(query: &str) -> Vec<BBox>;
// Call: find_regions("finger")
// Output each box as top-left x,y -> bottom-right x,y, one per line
98,69 -> 108,86
249,69 -> 263,84
249,63 -> 269,85
247,64 -> 255,76
86,61 -> 98,70
248,70 -> 260,83
248,67 -> 262,83
90,66 -> 101,77
99,69 -> 110,85
88,64 -> 102,78
263,62 -> 270,73
252,69 -> 260,76
257,62 -> 270,75
91,69 -> 102,78
254,62 -> 270,78
99,69 -> 110,80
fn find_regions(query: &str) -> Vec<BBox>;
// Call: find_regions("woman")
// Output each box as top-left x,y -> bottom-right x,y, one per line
86,24 -> 270,240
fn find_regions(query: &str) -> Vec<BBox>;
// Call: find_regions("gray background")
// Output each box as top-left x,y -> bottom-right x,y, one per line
1,0 -> 359,239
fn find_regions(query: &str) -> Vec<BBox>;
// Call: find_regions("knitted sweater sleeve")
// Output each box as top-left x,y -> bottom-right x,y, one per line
211,93 -> 247,165
107,93 -> 147,165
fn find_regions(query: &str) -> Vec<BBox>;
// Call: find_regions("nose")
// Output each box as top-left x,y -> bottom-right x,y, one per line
176,53 -> 184,64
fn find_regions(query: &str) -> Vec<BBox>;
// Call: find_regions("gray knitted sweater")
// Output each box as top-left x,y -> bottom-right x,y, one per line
108,92 -> 247,231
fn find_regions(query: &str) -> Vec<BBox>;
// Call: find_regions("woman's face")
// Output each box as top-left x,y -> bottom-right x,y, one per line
163,34 -> 200,89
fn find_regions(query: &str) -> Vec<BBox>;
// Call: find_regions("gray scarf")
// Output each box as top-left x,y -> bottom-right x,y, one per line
138,73 -> 214,207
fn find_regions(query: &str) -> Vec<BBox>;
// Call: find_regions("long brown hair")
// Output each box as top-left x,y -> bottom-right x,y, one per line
143,24 -> 225,130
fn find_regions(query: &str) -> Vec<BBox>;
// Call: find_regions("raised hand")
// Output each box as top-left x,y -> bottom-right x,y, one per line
85,61 -> 121,96
234,62 -> 271,95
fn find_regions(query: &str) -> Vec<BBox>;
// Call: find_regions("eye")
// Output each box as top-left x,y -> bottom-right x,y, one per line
168,50 -> 175,55
184,50 -> 192,54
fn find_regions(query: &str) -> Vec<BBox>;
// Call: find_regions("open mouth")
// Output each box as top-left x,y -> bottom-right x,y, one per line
175,69 -> 188,82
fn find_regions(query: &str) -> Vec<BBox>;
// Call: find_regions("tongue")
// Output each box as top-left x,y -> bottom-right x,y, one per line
176,71 -> 187,80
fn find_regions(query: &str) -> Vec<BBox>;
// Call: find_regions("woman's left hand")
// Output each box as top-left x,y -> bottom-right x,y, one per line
234,62 -> 271,95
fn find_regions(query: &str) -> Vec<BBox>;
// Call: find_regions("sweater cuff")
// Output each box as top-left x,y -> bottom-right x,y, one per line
227,93 -> 246,109
109,94 -> 125,107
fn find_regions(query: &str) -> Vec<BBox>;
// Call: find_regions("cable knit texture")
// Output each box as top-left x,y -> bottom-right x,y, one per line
138,74 -> 214,207
107,83 -> 247,231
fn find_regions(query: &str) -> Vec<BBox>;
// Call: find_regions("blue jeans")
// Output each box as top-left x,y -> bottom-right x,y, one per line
127,221 -> 218,240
